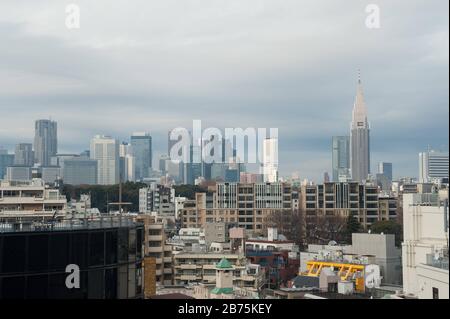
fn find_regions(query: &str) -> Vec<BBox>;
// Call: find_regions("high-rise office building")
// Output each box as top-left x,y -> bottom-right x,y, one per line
34,119 -> 57,167
261,138 -> 278,183
14,143 -> 34,167
419,150 -> 449,183
131,132 -> 152,181
350,73 -> 370,182
62,157 -> 98,185
378,162 -> 393,182
332,136 -> 350,182
90,135 -> 120,185
119,142 -> 135,182
0,149 -> 14,180
6,166 -> 32,181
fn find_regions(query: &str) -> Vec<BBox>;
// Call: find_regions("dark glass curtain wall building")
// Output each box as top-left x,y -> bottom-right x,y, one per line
0,218 -> 144,299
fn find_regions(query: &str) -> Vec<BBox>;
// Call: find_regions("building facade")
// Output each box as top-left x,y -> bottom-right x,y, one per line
332,136 -> 350,182
62,157 -> 98,185
34,119 -> 57,167
131,133 -> 152,181
0,150 -> 14,180
14,143 -> 34,167
300,182 -> 396,230
90,135 -> 120,185
402,193 -> 449,299
0,216 -> 144,299
419,150 -> 449,183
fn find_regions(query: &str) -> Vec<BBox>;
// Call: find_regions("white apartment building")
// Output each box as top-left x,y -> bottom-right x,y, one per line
0,179 -> 67,221
402,193 -> 449,299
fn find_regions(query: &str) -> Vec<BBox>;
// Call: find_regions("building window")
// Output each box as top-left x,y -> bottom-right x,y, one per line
432,287 -> 439,299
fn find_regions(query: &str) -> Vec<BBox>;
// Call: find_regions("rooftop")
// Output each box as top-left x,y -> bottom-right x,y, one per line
0,215 -> 140,233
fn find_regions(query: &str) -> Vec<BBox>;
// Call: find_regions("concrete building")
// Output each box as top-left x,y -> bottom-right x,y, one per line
179,199 -> 198,229
193,259 -> 265,299
62,157 -> 98,185
204,222 -> 228,247
34,119 -> 57,167
6,166 -> 32,181
173,252 -> 244,285
261,138 -> 279,183
40,166 -> 61,185
179,183 -> 293,236
300,233 -> 401,286
135,214 -> 173,286
139,183 -> 175,220
14,143 -> 34,167
300,182 -> 393,229
119,142 -> 135,182
0,179 -> 67,221
378,162 -> 393,182
90,135 -> 120,185
419,150 -> 449,183
131,132 -> 152,181
350,74 -> 370,182
402,193 -> 449,299
332,136 -> 350,182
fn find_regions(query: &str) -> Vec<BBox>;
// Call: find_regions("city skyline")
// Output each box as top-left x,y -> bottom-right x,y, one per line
0,1 -> 448,181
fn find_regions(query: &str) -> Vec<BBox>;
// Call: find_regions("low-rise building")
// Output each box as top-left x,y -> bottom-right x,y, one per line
300,233 -> 402,286
136,214 -> 173,286
0,179 -> 67,222
402,193 -> 449,299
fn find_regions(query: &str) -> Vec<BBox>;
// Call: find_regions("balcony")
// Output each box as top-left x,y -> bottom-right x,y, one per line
426,253 -> 449,270
148,235 -> 163,241
163,257 -> 172,263
148,246 -> 163,253
177,264 -> 198,270
203,275 -> 216,282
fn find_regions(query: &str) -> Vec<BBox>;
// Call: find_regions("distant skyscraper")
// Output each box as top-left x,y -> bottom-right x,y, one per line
131,132 -> 152,180
419,150 -> 449,183
14,143 -> 34,167
63,157 -> 98,185
6,166 -> 32,181
159,154 -> 170,174
34,119 -> 57,167
120,142 -> 135,182
90,135 -> 120,185
332,136 -> 350,181
378,162 -> 393,182
0,150 -> 14,180
350,73 -> 370,182
323,172 -> 330,183
261,138 -> 278,183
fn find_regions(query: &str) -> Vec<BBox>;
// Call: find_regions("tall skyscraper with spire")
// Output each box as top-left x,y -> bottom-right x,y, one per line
350,71 -> 370,182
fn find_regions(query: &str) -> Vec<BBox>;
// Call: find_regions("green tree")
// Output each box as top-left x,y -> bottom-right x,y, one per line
343,215 -> 363,244
173,184 -> 206,199
369,220 -> 403,247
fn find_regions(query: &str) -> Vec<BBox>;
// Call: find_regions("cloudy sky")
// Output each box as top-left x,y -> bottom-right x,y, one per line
0,0 -> 448,181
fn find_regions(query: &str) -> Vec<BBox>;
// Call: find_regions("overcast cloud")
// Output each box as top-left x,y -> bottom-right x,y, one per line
0,0 -> 448,181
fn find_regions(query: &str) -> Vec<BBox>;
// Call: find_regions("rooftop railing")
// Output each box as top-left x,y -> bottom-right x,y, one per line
426,253 -> 449,270
0,215 -> 140,233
